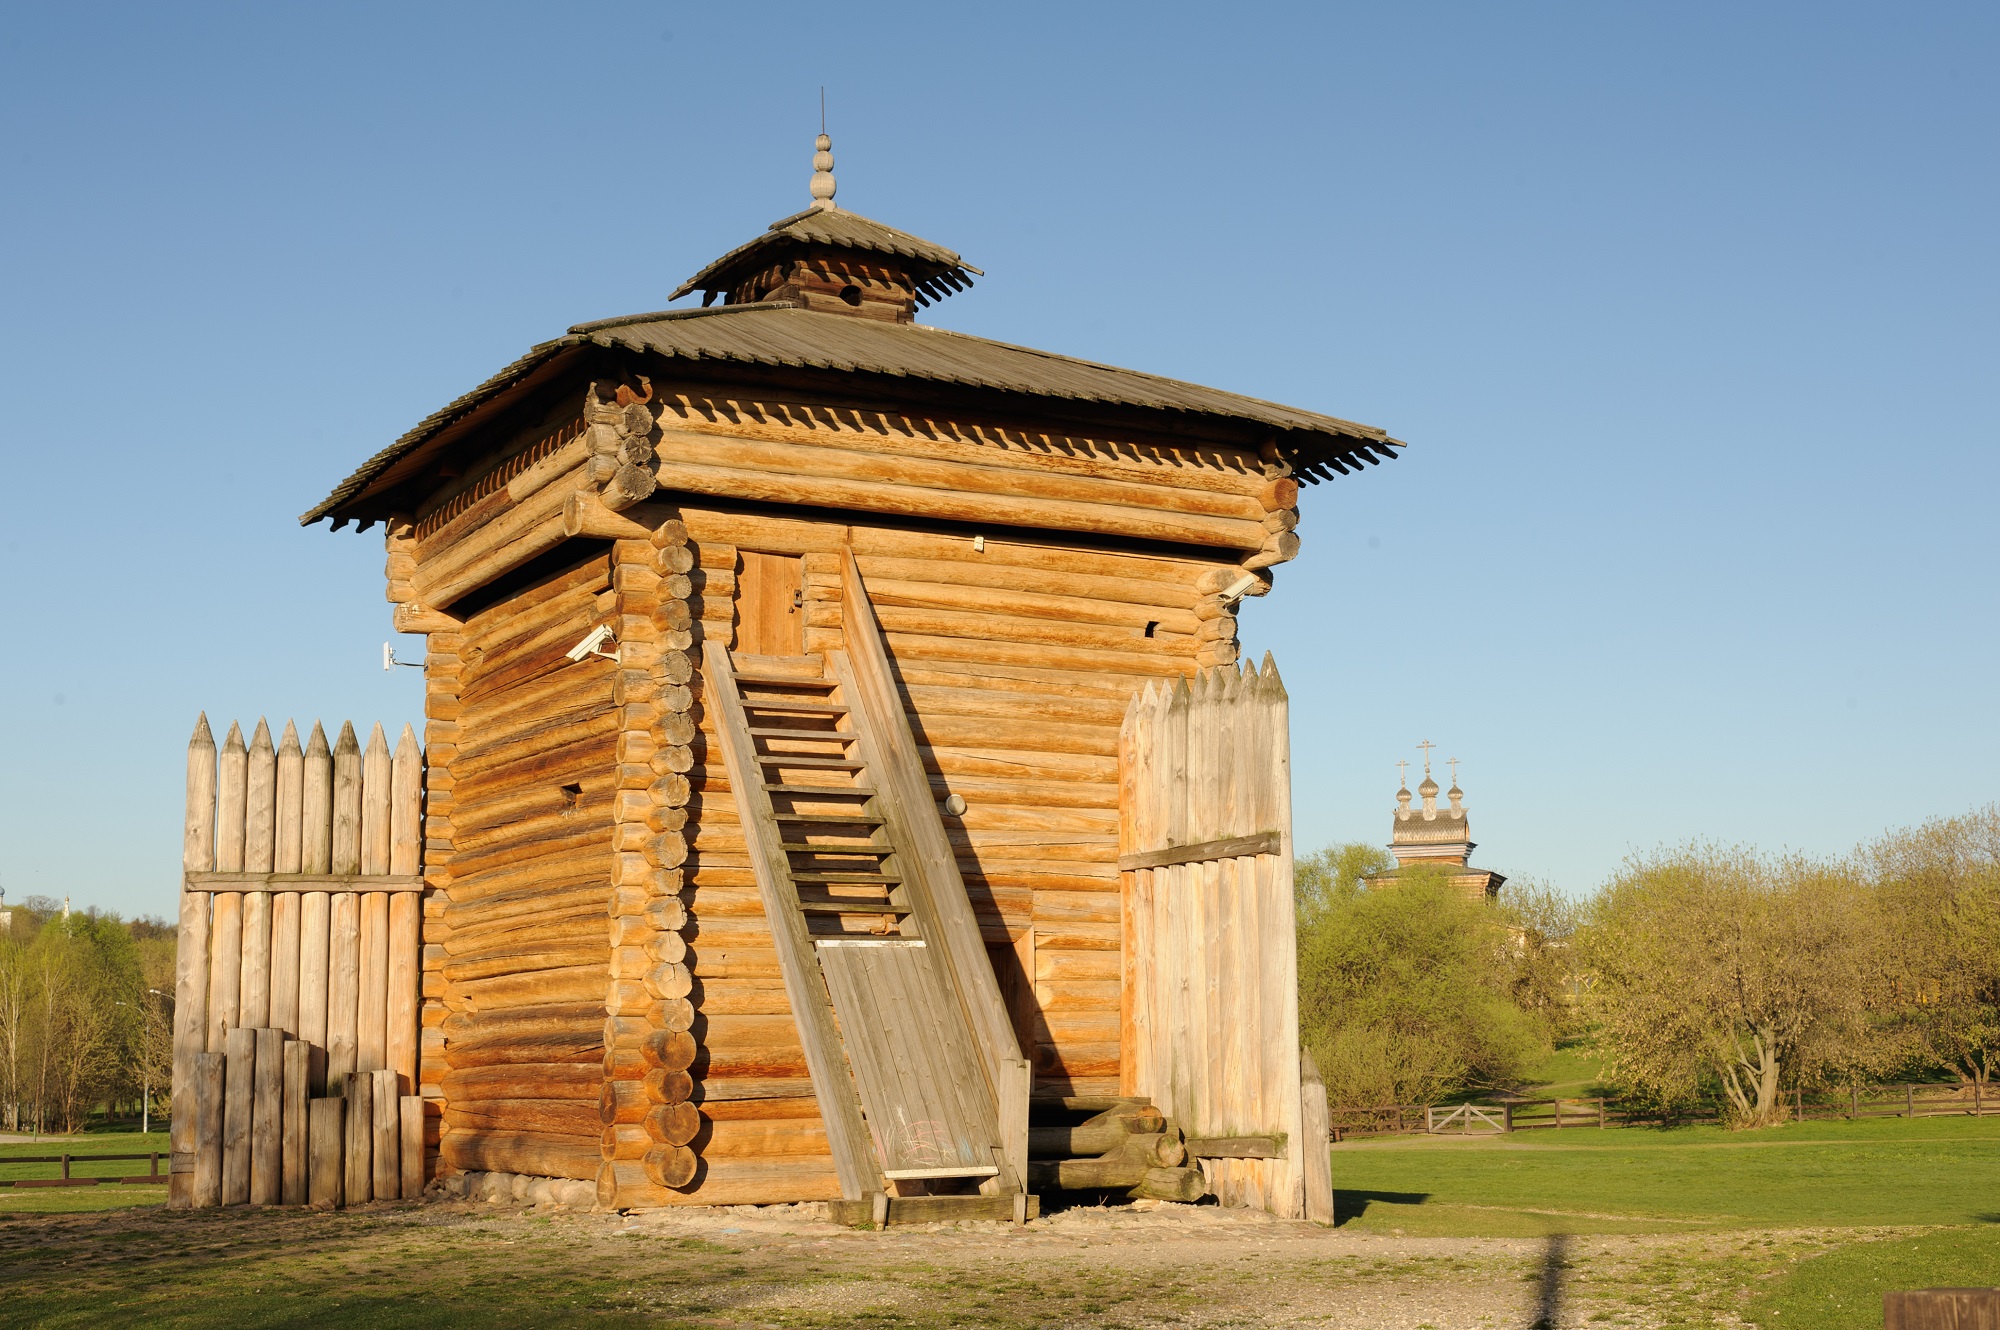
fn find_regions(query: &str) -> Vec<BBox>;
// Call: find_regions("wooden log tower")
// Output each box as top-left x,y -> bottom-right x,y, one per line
291,135 -> 1398,1219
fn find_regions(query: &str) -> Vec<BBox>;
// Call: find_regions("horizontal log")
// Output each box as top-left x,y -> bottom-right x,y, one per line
445,1099 -> 602,1137
1186,1135 -> 1285,1159
614,1154 -> 843,1207
652,424 -> 1263,520
441,1130 -> 600,1181
445,964 -> 608,1013
183,872 -> 422,892
1117,832 -> 1282,872
441,1064 -> 603,1102
643,457 -> 1267,550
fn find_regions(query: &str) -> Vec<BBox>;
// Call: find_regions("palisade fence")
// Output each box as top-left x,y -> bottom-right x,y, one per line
168,714 -> 429,1208
1326,1081 -> 1999,1140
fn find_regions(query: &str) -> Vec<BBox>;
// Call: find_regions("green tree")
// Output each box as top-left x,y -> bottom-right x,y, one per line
1499,879 -> 1584,1037
1584,845 -> 1880,1127
1298,866 -> 1545,1109
1294,842 -> 1392,930
1864,805 -> 2000,1085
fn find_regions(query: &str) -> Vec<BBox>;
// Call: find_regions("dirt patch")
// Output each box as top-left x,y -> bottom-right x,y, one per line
0,1195 -> 1868,1328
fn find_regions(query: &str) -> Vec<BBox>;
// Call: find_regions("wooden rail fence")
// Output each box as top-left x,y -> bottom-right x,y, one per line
169,714 -> 428,1208
0,1153 -> 166,1187
1327,1082 -> 1997,1140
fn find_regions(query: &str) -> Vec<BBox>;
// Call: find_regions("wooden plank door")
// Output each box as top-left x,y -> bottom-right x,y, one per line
736,551 -> 804,656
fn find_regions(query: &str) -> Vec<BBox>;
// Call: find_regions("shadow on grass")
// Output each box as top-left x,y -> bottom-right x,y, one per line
1332,1189 -> 1429,1227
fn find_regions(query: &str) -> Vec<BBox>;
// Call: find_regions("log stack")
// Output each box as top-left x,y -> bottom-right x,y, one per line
1026,1096 -> 1207,1203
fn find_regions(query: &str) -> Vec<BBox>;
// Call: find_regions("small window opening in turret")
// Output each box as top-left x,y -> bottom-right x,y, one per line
560,783 -> 582,813
1143,621 -> 1159,638
839,284 -> 863,307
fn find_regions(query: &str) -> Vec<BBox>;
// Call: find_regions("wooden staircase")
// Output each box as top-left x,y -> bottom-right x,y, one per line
704,607 -> 1030,1220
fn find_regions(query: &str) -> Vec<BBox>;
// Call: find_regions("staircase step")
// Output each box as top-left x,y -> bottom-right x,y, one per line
774,812 -> 886,825
791,871 -> 902,884
797,901 -> 913,915
755,755 -> 865,769
782,842 -> 894,855
764,784 -> 877,798
740,699 -> 849,715
733,672 -> 838,690
747,727 -> 857,742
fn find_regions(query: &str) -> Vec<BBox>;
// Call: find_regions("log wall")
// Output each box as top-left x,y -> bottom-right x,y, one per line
431,551 -> 620,1182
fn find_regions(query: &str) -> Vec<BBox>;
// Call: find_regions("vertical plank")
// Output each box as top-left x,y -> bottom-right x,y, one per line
308,1095 -> 344,1209
361,722 -> 392,877
370,1068 -> 400,1200
1300,1048 -> 1334,1224
193,1050 -> 225,1208
326,892 -> 361,1083
399,1095 -> 426,1200
1259,655 -> 1305,1218
269,893 -> 301,1037
328,888 -> 364,1088
343,1071 -> 373,1206
390,723 -> 422,875
221,1026 -> 255,1205
169,888 -> 210,1209
301,722 -> 334,874
238,892 -> 271,1030
244,718 -> 277,872
357,892 -> 389,1072
331,722 -> 362,875
172,716 -> 216,1209
386,894 -> 420,1092
281,1038 -> 310,1206
298,892 -> 332,1092
274,720 -> 305,873
206,894 -> 242,1053
250,1027 -> 283,1205
216,721 -> 247,873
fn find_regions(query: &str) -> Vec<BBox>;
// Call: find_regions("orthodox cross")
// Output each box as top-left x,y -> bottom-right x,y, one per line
1415,739 -> 1435,776
1395,759 -> 1409,788
1448,757 -> 1460,786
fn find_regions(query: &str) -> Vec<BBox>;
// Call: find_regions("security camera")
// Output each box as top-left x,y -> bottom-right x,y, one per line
565,624 -> 619,663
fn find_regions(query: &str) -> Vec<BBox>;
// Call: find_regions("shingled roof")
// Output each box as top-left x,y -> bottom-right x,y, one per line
302,301 -> 1403,526
670,206 -> 981,308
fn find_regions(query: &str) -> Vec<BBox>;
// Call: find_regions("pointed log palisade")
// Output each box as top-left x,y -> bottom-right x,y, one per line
171,713 -> 427,1209
184,138 -> 1401,1220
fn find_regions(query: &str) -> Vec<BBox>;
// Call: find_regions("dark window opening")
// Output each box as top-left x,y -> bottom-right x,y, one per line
839,284 -> 863,307
560,783 -> 582,812
1143,621 -> 1159,638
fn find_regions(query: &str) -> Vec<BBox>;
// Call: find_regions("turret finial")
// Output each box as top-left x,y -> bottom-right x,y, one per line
810,101 -> 836,211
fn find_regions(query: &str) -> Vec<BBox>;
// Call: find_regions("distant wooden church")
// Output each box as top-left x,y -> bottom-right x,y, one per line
275,136 -> 1403,1217
1363,754 -> 1506,901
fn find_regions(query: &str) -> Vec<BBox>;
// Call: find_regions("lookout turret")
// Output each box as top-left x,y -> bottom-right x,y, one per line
669,132 -> 981,323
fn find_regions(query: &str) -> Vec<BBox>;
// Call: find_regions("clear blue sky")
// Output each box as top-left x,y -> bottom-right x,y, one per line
1,3 -> 1993,919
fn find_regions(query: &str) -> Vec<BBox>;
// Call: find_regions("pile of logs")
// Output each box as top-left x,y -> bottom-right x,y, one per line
1027,1097 -> 1207,1203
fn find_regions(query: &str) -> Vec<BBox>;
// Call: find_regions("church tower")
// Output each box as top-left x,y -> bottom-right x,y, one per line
1363,749 -> 1506,901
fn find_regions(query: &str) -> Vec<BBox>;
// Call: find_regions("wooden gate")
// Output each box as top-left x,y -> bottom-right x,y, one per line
169,714 -> 428,1208
1118,659 -> 1326,1218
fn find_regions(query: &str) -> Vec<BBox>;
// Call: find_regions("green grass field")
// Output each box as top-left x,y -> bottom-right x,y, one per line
1335,1113 -> 2000,1326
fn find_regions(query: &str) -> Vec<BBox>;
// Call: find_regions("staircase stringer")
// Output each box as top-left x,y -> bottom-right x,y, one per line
699,640 -> 880,1201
